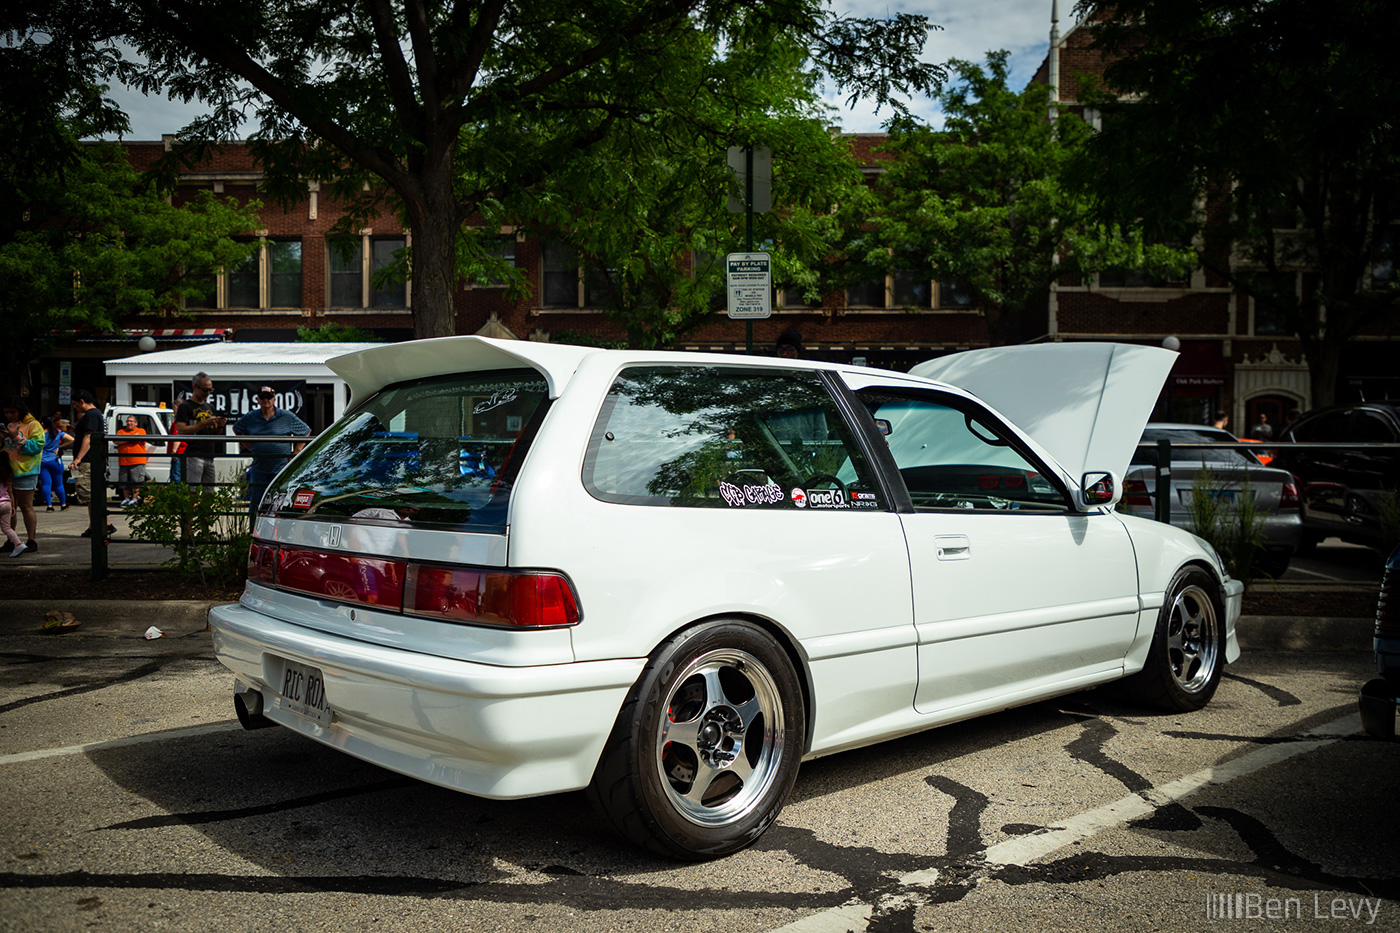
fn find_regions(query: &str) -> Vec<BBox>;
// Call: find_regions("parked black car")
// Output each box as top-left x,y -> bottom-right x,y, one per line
1273,402 -> 1400,551
1359,545 -> 1400,738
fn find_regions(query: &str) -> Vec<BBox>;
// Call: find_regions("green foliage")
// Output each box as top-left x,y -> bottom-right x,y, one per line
296,323 -> 381,343
59,0 -> 942,341
1186,468 -> 1266,585
1078,0 -> 1400,406
126,481 -> 252,588
510,33 -> 866,348
868,52 -> 1194,345
0,31 -> 261,395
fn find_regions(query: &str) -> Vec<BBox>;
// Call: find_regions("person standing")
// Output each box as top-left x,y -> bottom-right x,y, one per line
1212,410 -> 1230,431
174,371 -> 227,485
69,390 -> 113,539
2,397 -> 45,554
39,413 -> 73,511
233,386 -> 310,515
115,415 -> 149,506
1250,412 -> 1274,440
0,453 -> 26,557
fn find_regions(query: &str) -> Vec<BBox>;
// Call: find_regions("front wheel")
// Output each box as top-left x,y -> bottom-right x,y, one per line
587,620 -> 805,860
1122,568 -> 1225,711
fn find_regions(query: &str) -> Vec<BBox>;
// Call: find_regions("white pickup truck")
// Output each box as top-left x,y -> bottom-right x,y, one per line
102,404 -> 247,484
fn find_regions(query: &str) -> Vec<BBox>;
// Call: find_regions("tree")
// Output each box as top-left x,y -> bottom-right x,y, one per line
0,35 -> 259,397
1078,0 -> 1400,406
866,52 -> 1192,346
504,32 -> 865,348
52,0 -> 942,341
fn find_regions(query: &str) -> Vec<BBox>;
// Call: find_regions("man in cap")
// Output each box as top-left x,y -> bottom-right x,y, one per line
233,386 -> 311,517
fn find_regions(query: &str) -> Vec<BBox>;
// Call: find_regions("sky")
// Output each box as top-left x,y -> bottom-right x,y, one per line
106,0 -> 1060,139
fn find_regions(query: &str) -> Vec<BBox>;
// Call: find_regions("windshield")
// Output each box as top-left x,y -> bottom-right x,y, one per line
1133,428 -> 1261,466
264,369 -> 549,528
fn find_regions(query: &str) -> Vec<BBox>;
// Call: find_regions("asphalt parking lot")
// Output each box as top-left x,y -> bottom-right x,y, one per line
0,583 -> 1395,933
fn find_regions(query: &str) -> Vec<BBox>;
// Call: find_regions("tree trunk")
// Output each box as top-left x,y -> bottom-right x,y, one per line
1301,335 -> 1341,409
404,163 -> 462,340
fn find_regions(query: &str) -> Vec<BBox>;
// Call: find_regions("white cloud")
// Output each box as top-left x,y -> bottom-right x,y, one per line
823,0 -> 1056,131
107,1 -> 1058,139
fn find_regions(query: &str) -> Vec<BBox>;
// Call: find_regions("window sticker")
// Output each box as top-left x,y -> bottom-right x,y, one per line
718,479 -> 785,508
805,488 -> 850,510
293,489 -> 316,509
790,487 -> 807,508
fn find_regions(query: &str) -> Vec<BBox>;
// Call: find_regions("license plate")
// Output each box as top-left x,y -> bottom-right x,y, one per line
277,659 -> 332,726
1178,488 -> 1236,506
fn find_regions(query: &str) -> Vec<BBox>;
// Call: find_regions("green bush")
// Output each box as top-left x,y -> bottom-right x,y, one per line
1186,467 -> 1266,585
126,480 -> 252,589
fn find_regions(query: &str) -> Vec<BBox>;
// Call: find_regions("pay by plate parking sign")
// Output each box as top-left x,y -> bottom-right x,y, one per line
726,252 -> 772,319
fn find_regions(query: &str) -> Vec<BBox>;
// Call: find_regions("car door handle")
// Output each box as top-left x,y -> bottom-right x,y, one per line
935,535 -> 971,560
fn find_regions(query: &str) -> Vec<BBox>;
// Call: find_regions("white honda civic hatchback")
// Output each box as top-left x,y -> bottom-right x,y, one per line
210,338 -> 1242,859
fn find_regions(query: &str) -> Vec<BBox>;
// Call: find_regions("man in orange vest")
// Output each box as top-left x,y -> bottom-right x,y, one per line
115,415 -> 149,507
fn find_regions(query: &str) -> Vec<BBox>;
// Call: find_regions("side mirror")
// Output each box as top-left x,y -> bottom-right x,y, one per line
1080,471 -> 1122,509
873,418 -> 892,436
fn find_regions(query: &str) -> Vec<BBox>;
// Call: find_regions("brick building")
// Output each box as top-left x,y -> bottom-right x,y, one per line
1032,2 -> 1399,428
26,5 -> 1395,423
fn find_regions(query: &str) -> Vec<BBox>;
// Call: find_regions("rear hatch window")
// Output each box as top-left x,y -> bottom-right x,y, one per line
264,369 -> 549,528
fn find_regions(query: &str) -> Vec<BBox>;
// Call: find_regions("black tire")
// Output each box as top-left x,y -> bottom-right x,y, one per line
1122,567 -> 1226,712
586,620 -> 805,860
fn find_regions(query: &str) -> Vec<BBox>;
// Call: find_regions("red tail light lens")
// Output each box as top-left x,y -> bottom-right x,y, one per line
248,541 -> 277,584
276,546 -> 407,609
408,566 -> 581,628
1281,476 -> 1301,510
1124,479 -> 1152,507
247,539 -> 579,627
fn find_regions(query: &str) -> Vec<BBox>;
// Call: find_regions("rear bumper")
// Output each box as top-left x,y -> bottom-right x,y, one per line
209,602 -> 645,799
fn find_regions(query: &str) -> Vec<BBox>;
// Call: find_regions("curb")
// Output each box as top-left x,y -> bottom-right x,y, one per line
0,601 -> 1377,652
1235,615 -> 1374,652
1,600 -> 222,638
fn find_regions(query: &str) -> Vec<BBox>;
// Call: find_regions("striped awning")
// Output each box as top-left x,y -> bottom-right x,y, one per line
78,327 -> 231,344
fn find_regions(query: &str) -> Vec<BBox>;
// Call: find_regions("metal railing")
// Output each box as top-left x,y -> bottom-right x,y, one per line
87,430 -> 312,581
1134,440 -> 1400,526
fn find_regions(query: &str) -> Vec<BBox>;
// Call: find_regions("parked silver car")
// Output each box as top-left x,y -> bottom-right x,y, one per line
1123,423 -> 1302,576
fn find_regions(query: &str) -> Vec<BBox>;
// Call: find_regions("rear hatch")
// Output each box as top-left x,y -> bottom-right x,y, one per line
242,364 -> 578,659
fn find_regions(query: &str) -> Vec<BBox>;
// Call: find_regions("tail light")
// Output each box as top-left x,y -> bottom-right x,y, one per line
407,566 -> 580,628
248,541 -> 277,584
1124,478 -> 1152,507
1280,476 -> 1301,511
245,539 -> 580,628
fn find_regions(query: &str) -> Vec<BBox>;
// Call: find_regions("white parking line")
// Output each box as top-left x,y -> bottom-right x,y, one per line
0,721 -> 243,766
767,712 -> 1359,933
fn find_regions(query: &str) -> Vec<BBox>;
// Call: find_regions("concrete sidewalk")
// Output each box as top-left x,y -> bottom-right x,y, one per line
0,493 -> 177,568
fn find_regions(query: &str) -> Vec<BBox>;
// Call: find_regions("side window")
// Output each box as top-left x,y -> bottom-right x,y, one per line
1348,411 -> 1397,443
584,365 -> 883,510
858,391 -> 1069,513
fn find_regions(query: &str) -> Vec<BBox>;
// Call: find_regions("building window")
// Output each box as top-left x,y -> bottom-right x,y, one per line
1251,273 -> 1295,336
1374,228 -> 1396,286
1097,268 -> 1187,289
935,278 -> 974,309
329,239 -> 362,307
541,240 -> 581,307
372,237 -> 407,307
892,270 -> 932,308
846,278 -> 886,309
269,240 -> 302,307
227,247 -> 260,308
325,234 -> 409,309
199,239 -> 306,310
471,233 -> 517,287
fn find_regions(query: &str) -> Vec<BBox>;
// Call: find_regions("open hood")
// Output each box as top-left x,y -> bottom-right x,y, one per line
909,343 -> 1177,482
328,335 -> 601,402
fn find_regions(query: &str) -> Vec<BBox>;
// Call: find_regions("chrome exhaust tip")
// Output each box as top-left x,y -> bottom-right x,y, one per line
234,684 -> 276,730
